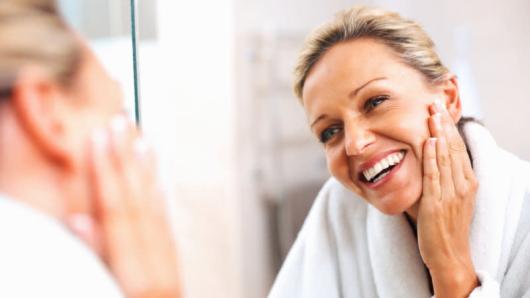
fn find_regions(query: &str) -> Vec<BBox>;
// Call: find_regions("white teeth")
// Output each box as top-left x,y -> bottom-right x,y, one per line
369,168 -> 376,178
381,159 -> 389,170
362,151 -> 405,182
373,170 -> 390,183
374,164 -> 382,175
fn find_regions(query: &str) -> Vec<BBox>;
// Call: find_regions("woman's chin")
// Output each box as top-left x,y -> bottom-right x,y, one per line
370,192 -> 420,215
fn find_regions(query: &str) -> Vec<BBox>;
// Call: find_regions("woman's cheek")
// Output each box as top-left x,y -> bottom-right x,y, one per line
391,113 -> 430,155
325,146 -> 342,178
326,146 -> 361,194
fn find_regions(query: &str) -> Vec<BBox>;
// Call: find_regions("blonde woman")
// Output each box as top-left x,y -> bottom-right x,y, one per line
270,6 -> 530,298
0,1 -> 180,297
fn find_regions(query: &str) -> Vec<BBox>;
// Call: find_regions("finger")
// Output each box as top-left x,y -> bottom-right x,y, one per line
132,138 -> 176,279
111,129 -> 165,286
88,129 -> 121,262
90,127 -> 143,271
89,129 -> 122,224
131,137 -> 180,288
109,115 -> 138,175
130,138 -> 158,246
134,136 -> 159,195
108,119 -> 153,268
422,137 -> 441,201
429,113 -> 455,199
432,101 -> 473,186
108,115 -> 144,214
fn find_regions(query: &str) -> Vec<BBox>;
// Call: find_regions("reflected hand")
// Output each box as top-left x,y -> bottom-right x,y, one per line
70,115 -> 181,298
417,101 -> 479,297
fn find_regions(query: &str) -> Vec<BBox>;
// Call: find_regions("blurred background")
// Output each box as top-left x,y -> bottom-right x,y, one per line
58,0 -> 530,297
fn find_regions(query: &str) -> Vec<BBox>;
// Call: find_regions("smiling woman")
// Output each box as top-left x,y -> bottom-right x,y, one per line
269,5 -> 530,298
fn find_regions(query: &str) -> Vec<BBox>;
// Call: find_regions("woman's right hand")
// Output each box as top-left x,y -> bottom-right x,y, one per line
70,115 -> 181,298
416,101 -> 478,297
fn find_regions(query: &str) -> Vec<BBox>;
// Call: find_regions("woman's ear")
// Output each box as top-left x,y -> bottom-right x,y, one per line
441,74 -> 462,123
11,68 -> 75,169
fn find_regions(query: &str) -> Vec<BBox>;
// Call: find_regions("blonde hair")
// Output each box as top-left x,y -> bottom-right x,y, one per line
0,0 -> 81,88
294,6 -> 449,100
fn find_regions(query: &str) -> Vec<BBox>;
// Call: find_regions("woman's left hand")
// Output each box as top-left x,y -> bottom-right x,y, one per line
68,115 -> 182,298
416,100 -> 479,297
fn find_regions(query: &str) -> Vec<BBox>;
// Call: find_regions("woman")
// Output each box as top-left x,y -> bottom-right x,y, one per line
269,6 -> 530,298
0,1 -> 181,297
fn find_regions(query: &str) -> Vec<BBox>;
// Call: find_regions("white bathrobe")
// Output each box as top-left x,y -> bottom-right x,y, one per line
269,122 -> 530,298
0,196 -> 124,298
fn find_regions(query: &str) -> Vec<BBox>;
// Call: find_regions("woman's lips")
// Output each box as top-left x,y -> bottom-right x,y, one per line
358,149 -> 404,173
358,150 -> 407,189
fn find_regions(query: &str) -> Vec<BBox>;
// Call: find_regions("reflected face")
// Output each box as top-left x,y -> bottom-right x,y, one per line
70,48 -> 124,135
60,46 -> 124,212
61,45 -> 125,166
303,38 -> 442,215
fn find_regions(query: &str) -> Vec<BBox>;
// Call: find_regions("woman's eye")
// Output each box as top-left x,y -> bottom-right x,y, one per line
364,95 -> 389,111
319,126 -> 341,143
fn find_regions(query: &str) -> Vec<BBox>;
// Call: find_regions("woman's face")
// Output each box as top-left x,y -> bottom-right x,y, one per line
57,47 -> 124,212
72,48 -> 124,131
303,38 -> 452,215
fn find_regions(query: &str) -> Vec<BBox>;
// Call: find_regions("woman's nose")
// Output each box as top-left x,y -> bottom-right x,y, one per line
344,120 -> 375,156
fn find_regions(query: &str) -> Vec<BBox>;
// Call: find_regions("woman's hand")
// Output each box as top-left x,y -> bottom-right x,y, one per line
417,100 -> 479,297
69,115 -> 181,298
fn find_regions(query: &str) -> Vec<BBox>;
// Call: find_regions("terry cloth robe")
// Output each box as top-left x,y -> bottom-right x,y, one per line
0,195 -> 124,298
269,122 -> 530,298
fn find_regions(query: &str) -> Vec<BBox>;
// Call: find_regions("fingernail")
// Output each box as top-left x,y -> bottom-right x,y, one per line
434,99 -> 445,112
110,114 -> 128,136
429,137 -> 437,146
134,136 -> 150,159
91,128 -> 108,150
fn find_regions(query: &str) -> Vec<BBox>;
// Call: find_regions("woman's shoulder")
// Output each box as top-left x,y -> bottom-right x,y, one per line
312,177 -> 369,221
269,179 -> 372,298
0,195 -> 124,298
296,177 -> 369,246
501,190 -> 530,296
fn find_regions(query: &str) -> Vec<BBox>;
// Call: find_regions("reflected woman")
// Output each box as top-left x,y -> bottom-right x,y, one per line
0,1 -> 180,297
270,6 -> 530,298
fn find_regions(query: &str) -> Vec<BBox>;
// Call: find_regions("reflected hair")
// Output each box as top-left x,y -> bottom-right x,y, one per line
0,0 -> 81,92
293,5 -> 449,101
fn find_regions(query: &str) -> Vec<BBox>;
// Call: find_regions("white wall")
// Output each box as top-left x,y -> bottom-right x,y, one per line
139,1 -> 241,298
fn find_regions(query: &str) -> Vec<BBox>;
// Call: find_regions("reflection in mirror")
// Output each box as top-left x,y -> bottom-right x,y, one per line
135,1 -> 530,298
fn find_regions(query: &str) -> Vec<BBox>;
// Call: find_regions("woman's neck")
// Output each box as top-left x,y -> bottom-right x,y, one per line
405,200 -> 420,225
0,121 -> 90,221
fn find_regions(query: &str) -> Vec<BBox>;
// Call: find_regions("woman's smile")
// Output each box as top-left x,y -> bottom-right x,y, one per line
302,38 -> 444,215
352,147 -> 415,210
357,149 -> 406,187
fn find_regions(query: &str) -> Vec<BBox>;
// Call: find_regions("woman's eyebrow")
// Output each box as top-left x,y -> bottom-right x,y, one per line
310,77 -> 388,128
349,76 -> 387,98
310,114 -> 327,128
